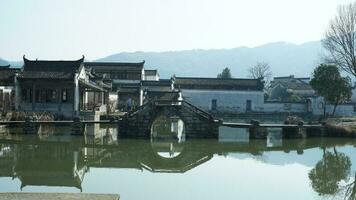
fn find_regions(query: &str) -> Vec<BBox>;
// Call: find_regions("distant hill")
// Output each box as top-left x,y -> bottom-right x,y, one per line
0,58 -> 9,66
98,41 -> 324,78
0,58 -> 22,68
0,41 -> 324,76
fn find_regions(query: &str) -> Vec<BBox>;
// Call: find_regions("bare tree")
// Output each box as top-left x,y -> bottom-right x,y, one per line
323,2 -> 356,77
248,62 -> 272,84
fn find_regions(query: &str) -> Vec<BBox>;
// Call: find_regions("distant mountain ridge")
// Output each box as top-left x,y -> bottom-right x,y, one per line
0,58 -> 9,66
0,41 -> 324,77
98,41 -> 324,78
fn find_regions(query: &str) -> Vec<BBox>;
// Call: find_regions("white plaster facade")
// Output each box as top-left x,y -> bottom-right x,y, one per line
181,89 -> 264,112
263,102 -> 307,113
309,96 -> 356,116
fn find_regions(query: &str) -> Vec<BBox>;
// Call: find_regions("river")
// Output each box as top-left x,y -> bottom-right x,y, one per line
0,122 -> 355,200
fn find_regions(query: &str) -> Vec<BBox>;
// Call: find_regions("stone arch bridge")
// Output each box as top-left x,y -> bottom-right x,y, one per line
118,100 -> 220,138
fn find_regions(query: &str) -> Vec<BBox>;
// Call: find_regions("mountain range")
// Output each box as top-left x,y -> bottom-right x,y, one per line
1,41 -> 324,78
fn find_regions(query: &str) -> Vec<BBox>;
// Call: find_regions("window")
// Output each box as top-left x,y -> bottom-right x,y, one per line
21,89 -> 27,102
41,90 -> 46,103
62,89 -> 68,102
211,99 -> 217,111
45,89 -> 58,102
246,100 -> 252,111
52,90 -> 57,100
21,89 -> 33,103
35,89 -> 41,103
21,89 -> 32,102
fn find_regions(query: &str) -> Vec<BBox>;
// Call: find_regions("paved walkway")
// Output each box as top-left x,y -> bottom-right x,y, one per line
0,193 -> 119,200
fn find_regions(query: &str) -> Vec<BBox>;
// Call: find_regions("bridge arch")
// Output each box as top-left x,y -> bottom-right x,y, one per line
118,100 -> 219,138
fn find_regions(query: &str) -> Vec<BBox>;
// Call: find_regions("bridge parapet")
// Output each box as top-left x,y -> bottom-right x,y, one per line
119,100 -> 219,138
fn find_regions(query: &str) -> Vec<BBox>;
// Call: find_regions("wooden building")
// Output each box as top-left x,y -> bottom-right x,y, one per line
16,56 -> 108,118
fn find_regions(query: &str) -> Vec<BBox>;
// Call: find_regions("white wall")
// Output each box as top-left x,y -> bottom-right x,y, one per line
181,89 -> 264,112
263,102 -> 307,113
352,87 -> 356,102
178,88 -> 355,116
145,74 -> 159,81
310,96 -> 356,116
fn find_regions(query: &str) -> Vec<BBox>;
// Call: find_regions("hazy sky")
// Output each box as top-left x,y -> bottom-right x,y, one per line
0,0 -> 354,60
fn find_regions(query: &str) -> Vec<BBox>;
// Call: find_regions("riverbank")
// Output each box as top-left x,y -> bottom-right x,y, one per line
325,117 -> 356,137
0,193 -> 119,200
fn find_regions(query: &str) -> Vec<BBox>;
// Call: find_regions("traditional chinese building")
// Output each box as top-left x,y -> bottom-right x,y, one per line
173,77 -> 265,112
0,66 -> 19,112
85,61 -> 158,111
15,56 -> 108,118
269,75 -> 315,101
144,69 -> 159,81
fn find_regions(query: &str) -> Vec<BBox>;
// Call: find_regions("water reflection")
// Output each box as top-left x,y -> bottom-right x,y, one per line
308,146 -> 355,199
151,115 -> 185,158
1,125 -> 356,199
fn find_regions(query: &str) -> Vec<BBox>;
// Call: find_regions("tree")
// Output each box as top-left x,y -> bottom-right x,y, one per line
217,67 -> 232,79
310,64 -> 352,116
248,62 -> 272,82
323,2 -> 356,78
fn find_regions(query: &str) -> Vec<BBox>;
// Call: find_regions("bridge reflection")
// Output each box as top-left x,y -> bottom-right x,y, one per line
1,117 -> 356,193
1,134 -> 356,191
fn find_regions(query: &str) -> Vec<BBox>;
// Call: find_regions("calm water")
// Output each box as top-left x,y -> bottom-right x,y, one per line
0,124 -> 356,200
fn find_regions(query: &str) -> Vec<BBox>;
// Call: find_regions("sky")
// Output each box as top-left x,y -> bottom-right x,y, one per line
0,0 -> 354,61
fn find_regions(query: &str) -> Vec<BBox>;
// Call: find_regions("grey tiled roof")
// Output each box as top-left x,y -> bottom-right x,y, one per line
19,71 -> 74,79
19,56 -> 84,80
0,68 -> 18,84
84,61 -> 144,71
271,79 -> 313,91
145,91 -> 180,101
142,79 -> 171,86
144,69 -> 158,75
174,77 -> 264,90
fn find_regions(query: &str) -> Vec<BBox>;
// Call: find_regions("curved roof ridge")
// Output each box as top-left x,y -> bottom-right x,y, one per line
174,76 -> 259,81
0,64 -> 10,68
23,55 -> 85,63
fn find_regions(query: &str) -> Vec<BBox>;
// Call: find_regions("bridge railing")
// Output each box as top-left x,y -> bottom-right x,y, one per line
181,100 -> 215,121
126,101 -> 154,118
125,99 -> 216,122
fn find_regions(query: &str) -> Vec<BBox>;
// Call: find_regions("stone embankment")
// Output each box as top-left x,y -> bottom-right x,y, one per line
325,117 -> 356,137
0,193 -> 119,200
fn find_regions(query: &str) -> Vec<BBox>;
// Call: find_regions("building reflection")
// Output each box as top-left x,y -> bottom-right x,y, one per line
1,118 -> 356,194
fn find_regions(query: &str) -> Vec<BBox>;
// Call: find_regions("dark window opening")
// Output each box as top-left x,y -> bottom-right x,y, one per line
211,99 -> 217,111
246,100 -> 252,111
21,89 -> 32,103
62,89 -> 68,102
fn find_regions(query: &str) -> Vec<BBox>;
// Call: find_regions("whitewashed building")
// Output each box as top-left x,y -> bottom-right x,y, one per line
269,75 -> 315,101
173,77 -> 265,112
144,69 -> 159,81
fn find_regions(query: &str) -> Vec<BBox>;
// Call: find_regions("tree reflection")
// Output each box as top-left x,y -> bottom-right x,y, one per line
309,147 -> 351,196
344,173 -> 356,200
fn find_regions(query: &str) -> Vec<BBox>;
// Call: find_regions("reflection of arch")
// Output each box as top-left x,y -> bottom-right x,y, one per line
151,141 -> 185,158
141,141 -> 213,173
